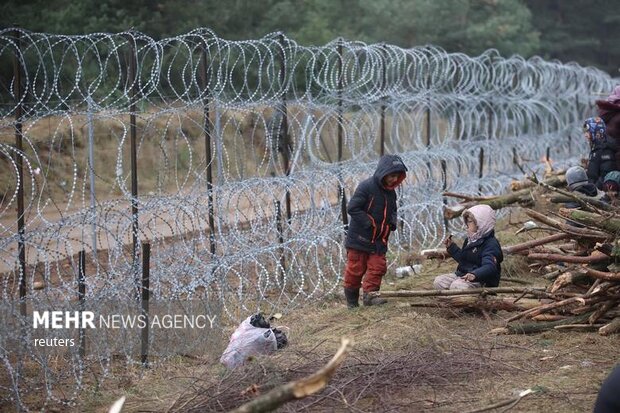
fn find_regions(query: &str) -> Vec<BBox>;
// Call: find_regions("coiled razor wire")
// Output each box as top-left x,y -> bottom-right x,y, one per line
0,28 -> 615,410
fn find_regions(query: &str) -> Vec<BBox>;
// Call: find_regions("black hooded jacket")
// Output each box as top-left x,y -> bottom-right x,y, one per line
447,230 -> 503,287
588,140 -> 619,189
345,155 -> 408,254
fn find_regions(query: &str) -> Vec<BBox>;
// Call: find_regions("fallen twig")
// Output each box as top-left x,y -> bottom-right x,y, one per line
372,287 -> 548,298
229,338 -> 352,413
464,388 -> 534,413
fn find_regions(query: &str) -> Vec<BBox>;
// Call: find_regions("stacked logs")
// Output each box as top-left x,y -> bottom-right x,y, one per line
423,172 -> 620,335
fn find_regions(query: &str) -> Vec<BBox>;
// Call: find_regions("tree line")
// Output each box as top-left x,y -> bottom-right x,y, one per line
1,0 -> 618,75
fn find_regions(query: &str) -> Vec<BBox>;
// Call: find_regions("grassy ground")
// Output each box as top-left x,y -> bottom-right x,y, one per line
69,208 -> 620,413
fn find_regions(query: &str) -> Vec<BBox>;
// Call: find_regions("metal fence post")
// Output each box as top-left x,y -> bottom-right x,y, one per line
275,201 -> 286,285
337,39 -> 348,230
278,34 -> 292,224
380,43 -> 386,156
478,147 -> 484,193
426,102 -> 431,148
12,29 -> 27,317
78,250 -> 86,359
201,43 -> 216,256
86,98 -> 98,258
141,242 -> 150,367
441,160 -> 448,230
126,34 -> 140,299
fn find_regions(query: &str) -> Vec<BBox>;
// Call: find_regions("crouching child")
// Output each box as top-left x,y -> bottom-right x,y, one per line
433,204 -> 503,290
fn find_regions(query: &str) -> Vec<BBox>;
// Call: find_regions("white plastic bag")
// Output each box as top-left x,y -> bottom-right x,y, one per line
220,316 -> 277,368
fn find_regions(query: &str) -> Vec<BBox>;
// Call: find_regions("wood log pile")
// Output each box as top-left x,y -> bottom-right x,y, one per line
429,172 -> 620,335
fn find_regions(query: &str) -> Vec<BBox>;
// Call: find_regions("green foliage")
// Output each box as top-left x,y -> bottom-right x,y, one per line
0,0 -> 617,74
525,0 -> 620,74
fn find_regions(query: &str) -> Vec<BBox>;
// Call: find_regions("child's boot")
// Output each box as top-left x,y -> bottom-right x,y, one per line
363,291 -> 387,306
344,287 -> 359,308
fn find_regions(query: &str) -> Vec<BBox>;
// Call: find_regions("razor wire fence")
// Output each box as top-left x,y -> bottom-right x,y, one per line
0,27 -> 616,410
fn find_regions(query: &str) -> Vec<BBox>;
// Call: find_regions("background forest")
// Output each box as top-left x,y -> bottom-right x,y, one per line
1,0 -> 619,75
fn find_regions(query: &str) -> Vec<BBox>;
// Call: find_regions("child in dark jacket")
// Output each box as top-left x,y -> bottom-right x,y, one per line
564,166 -> 604,210
584,117 -> 619,189
601,170 -> 620,206
343,154 -> 408,308
433,204 -> 503,290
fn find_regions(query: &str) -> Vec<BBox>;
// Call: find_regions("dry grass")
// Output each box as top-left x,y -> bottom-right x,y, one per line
67,212 -> 620,413
73,298 -> 618,413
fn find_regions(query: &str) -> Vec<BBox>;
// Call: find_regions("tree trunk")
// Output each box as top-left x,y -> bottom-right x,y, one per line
511,174 -> 565,191
436,295 -> 534,312
599,317 -> 620,336
527,251 -> 610,264
559,208 -> 620,233
549,271 -> 591,293
500,312 -> 594,334
503,233 -> 571,254
525,209 -> 610,239
584,267 -> 620,282
589,300 -> 619,324
423,233 -> 570,259
371,287 -> 548,298
444,189 -> 535,220
546,193 -> 613,212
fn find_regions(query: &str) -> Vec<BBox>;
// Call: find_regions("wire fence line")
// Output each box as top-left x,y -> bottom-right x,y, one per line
0,28 -> 616,410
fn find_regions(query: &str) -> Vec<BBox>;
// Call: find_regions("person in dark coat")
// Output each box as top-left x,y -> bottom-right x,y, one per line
594,364 -> 620,413
584,117 -> 619,189
564,165 -> 604,210
601,170 -> 620,206
343,154 -> 407,308
595,85 -> 620,166
433,204 -> 503,290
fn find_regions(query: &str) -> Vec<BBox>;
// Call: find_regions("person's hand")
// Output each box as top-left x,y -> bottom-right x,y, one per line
444,235 -> 453,248
463,273 -> 476,282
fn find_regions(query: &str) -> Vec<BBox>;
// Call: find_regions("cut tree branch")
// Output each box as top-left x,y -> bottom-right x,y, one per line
444,188 -> 535,219
423,233 -> 571,260
527,251 -> 610,264
524,209 -> 610,239
494,312 -> 594,335
559,208 -> 620,234
512,174 -> 566,191
229,338 -> 352,413
599,317 -> 620,336
371,287 -> 548,298
583,267 -> 620,282
503,233 -> 571,254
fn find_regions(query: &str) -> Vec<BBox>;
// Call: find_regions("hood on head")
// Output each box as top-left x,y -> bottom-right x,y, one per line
607,85 -> 620,104
604,170 -> 620,186
374,154 -> 408,189
565,166 -> 589,191
583,117 -> 607,146
463,204 -> 496,243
